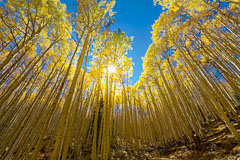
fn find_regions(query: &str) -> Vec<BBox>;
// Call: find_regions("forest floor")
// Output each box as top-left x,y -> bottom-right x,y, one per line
111,119 -> 240,160
38,119 -> 240,159
152,122 -> 240,160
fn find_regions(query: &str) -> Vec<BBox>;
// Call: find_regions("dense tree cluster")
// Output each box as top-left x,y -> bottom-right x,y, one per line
0,0 -> 239,159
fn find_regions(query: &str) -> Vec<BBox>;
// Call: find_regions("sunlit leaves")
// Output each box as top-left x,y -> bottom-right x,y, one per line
0,0 -> 240,159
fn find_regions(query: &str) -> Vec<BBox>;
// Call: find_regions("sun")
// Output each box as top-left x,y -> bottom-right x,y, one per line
108,65 -> 116,73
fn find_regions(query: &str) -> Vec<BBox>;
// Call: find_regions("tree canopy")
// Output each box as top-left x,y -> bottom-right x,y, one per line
0,0 -> 239,159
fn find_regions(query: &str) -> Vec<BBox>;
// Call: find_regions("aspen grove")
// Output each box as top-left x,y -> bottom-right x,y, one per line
0,0 -> 240,159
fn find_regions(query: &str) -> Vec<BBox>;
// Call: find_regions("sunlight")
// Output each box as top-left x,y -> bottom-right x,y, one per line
1,0 -> 238,159
108,65 -> 116,73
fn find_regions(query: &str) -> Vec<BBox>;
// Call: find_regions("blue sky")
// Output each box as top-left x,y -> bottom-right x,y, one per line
60,0 -> 163,84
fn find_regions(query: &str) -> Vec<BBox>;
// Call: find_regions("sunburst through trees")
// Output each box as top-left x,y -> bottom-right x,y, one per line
0,0 -> 239,159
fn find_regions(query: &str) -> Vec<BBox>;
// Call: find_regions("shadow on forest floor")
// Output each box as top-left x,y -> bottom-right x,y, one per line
110,119 -> 240,160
